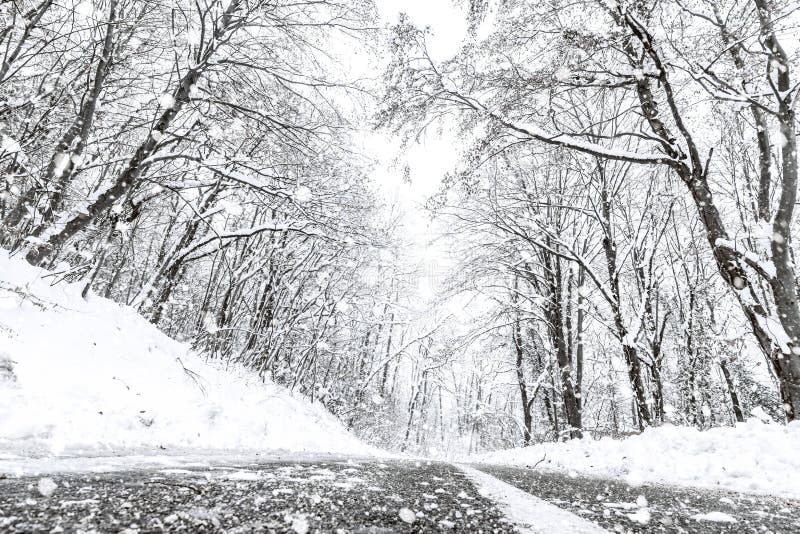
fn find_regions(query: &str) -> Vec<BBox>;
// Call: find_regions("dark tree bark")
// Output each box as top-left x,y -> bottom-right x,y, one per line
720,359 -> 745,423
24,0 -> 244,267
144,183 -> 222,324
612,1 -> 800,420
597,177 -> 652,428
512,300 -> 532,445
0,0 -> 54,85
752,0 -> 800,420
539,239 -> 582,438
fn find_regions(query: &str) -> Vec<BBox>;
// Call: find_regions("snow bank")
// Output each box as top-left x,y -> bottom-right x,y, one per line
473,421 -> 800,498
0,250 -> 373,460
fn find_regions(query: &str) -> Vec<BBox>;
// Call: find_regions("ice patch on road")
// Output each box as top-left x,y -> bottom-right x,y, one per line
398,507 -> 416,524
37,477 -> 57,497
692,511 -> 737,523
225,470 -> 262,481
626,508 -> 651,525
458,464 -> 607,533
285,513 -> 309,533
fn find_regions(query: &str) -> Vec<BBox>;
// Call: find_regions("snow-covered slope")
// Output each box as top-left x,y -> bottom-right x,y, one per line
473,420 -> 800,498
0,251 -> 373,460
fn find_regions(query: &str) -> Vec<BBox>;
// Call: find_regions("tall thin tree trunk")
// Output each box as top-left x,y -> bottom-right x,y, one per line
720,359 -> 745,423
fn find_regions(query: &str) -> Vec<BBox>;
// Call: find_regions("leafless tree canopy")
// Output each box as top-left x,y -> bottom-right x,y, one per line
3,0 -> 800,450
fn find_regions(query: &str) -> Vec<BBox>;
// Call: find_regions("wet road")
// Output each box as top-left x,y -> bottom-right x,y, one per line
0,459 -> 513,533
1,459 -> 798,532
481,465 -> 800,533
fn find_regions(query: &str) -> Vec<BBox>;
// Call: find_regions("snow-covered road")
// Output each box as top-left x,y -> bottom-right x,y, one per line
1,457 -> 797,532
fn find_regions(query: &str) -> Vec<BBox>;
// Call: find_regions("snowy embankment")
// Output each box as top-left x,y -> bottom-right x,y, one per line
473,420 -> 800,499
0,251 -> 373,466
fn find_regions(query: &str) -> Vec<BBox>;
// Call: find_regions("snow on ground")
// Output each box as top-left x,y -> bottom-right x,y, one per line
690,511 -> 737,524
472,420 -> 800,498
0,250 -> 374,468
458,464 -> 607,533
0,450 -> 360,477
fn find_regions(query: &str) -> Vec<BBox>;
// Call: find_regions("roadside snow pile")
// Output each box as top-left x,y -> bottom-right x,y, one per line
0,250 -> 373,459
474,420 -> 800,498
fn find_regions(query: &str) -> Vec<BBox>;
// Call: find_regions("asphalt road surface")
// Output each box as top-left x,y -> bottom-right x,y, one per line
481,465 -> 800,533
0,458 -> 798,533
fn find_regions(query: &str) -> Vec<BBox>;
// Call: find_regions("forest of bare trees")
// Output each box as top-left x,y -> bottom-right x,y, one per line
2,0 -> 800,453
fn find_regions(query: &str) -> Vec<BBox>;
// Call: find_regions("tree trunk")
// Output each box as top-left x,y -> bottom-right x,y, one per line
720,360 -> 745,423
15,0 -> 118,238
539,245 -> 582,438
598,181 -> 652,428
755,0 -> 800,419
513,311 -> 532,446
24,0 -> 243,267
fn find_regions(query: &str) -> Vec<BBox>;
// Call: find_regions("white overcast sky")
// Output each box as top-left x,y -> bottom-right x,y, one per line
367,0 -> 467,220
359,0 -> 470,301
